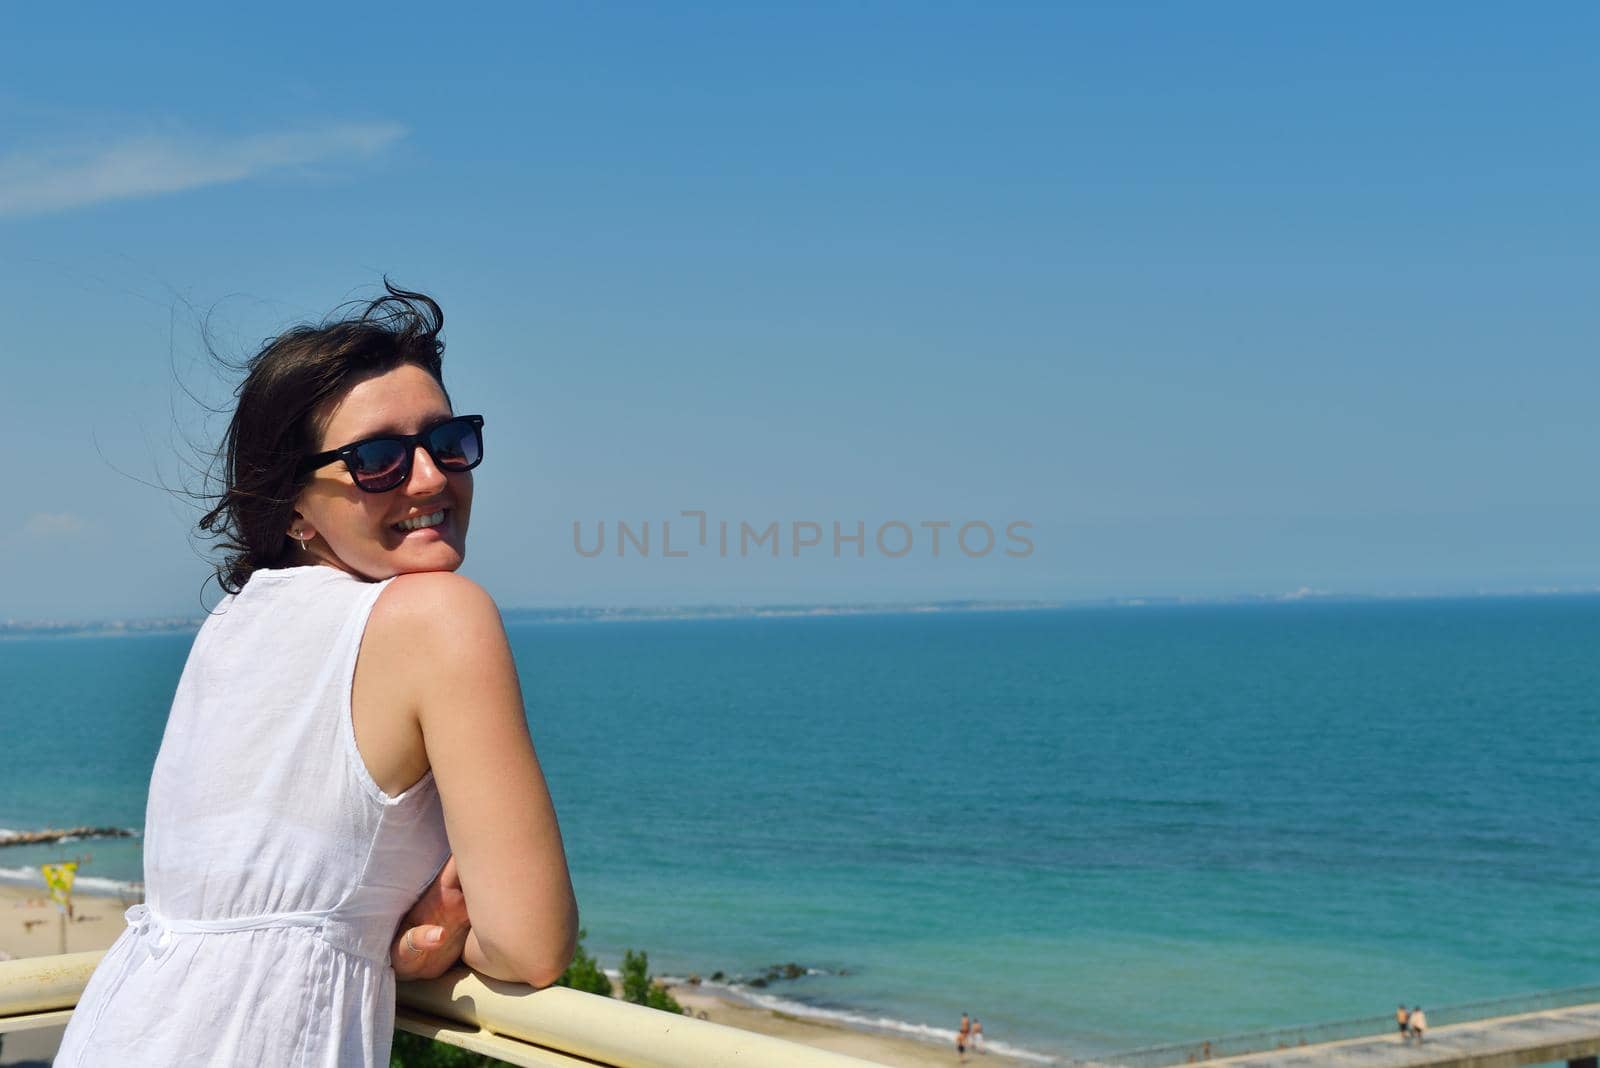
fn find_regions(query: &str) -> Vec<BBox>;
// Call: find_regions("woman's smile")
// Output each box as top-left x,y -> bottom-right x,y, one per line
392,507 -> 451,534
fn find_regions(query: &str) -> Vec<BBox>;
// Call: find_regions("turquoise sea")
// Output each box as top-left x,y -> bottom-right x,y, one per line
3,597 -> 1596,1062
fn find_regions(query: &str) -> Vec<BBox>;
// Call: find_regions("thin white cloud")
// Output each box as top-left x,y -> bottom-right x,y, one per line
0,120 -> 407,218
24,512 -> 87,538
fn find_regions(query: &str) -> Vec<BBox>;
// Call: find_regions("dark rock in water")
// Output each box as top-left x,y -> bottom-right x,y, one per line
722,962 -> 825,988
0,827 -> 136,848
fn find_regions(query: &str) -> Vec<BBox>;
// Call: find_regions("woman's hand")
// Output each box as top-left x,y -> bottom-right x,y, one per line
391,855 -> 470,981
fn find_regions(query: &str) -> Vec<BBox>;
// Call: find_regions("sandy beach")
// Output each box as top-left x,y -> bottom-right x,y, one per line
1,884 -> 1029,1067
0,882 -> 133,960
658,978 -> 1036,1067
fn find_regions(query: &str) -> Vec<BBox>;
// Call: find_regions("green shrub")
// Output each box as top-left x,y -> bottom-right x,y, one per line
555,929 -> 613,997
621,948 -> 684,1015
621,948 -> 651,1004
645,982 -> 684,1015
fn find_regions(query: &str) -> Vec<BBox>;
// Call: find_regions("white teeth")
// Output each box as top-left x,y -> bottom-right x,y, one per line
394,509 -> 446,532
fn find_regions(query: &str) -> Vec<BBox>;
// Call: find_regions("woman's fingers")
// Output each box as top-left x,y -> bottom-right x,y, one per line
392,923 -> 465,979
392,855 -> 472,978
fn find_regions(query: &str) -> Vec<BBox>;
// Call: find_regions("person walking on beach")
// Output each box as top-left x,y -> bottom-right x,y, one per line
55,283 -> 579,1067
1397,1004 -> 1410,1041
957,1012 -> 971,1061
972,1017 -> 985,1053
1410,1006 -> 1427,1044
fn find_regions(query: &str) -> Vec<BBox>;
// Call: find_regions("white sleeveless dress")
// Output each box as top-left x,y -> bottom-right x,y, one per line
56,564 -> 451,1067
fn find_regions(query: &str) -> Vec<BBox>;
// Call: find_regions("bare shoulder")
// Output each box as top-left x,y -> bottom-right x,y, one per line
367,572 -> 510,679
372,571 -> 503,631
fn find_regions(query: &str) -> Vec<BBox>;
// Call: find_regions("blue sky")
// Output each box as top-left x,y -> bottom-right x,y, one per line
2,3 -> 1596,619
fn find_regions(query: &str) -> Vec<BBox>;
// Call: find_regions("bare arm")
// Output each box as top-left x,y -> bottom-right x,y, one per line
383,572 -> 579,986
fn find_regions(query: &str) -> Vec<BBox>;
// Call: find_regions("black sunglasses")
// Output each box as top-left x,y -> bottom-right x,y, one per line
298,414 -> 485,493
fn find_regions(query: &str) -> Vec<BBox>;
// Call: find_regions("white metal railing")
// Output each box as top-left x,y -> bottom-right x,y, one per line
0,951 -> 884,1067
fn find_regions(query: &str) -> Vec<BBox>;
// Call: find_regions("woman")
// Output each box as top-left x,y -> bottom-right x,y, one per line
56,284 -> 578,1066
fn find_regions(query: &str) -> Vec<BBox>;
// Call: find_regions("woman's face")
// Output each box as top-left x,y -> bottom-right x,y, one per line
290,363 -> 474,580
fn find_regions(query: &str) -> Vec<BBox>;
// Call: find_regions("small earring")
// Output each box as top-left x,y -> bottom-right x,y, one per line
293,530 -> 310,551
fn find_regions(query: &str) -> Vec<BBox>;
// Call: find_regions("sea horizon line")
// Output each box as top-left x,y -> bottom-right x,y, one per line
7,585 -> 1600,638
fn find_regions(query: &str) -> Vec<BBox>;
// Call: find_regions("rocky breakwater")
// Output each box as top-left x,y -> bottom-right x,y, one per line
0,826 -> 138,847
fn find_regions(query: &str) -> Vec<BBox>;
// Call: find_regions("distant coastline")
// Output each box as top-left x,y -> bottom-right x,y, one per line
7,585 -> 1599,638
0,617 -> 208,639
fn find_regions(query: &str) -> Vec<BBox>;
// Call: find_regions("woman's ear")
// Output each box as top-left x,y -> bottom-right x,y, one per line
288,507 -> 315,544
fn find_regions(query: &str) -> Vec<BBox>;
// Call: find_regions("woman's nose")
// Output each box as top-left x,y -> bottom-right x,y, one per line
406,445 -> 449,494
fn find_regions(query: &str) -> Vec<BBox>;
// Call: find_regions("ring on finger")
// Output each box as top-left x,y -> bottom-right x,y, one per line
404,930 -> 421,956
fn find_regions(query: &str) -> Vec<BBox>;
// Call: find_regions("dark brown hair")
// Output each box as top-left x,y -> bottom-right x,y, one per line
198,281 -> 451,594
